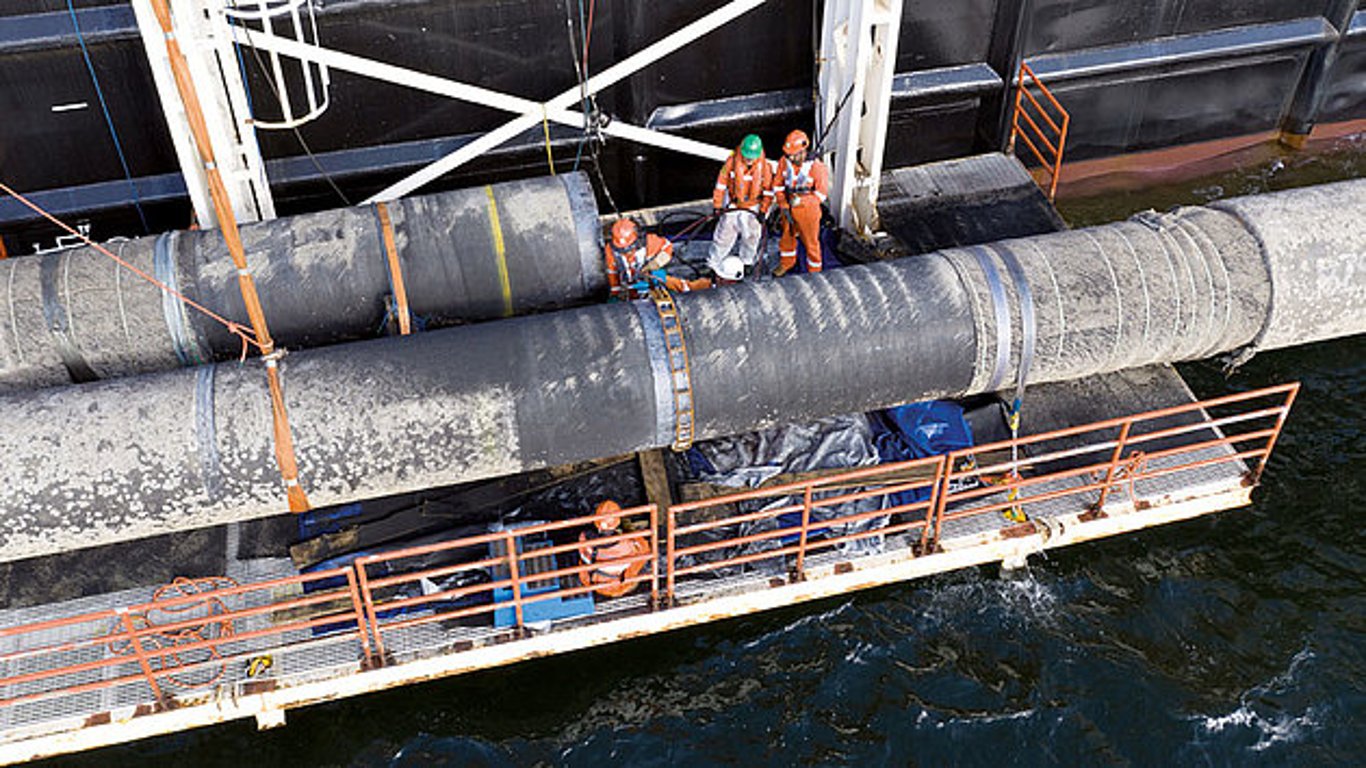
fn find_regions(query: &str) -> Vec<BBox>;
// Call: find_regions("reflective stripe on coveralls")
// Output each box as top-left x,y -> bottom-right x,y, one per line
776,156 -> 830,273
604,234 -> 708,299
712,151 -> 775,212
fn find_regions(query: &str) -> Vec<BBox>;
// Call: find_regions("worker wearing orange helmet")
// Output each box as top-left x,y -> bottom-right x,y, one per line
774,129 -> 830,276
604,217 -> 711,300
577,500 -> 649,598
708,134 -> 774,280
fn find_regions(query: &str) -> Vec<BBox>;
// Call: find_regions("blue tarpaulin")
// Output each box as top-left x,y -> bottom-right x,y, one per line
870,401 -> 974,509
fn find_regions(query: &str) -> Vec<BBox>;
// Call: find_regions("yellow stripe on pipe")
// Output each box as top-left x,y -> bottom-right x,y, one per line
484,185 -> 514,317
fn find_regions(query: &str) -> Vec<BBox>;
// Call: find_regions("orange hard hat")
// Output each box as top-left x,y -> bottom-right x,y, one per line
610,218 -> 640,250
783,130 -> 810,156
595,500 -> 622,532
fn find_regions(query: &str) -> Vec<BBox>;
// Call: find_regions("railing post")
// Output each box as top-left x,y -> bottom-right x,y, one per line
1093,420 -> 1133,513
1051,112 -> 1069,200
921,452 -> 956,553
118,609 -> 166,705
1007,62 -> 1025,154
1252,386 -> 1299,482
353,559 -> 387,664
918,455 -> 948,552
343,568 -> 376,667
795,485 -> 814,580
648,504 -> 661,609
665,506 -> 677,605
505,530 -> 525,630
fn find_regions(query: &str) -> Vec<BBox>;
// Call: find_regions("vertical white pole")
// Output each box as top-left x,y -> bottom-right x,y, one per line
818,0 -> 903,238
130,0 -> 275,227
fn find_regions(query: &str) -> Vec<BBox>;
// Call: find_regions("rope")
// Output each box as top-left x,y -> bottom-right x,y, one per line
374,202 -> 412,335
65,0 -> 150,234
150,0 -> 310,512
107,576 -> 238,691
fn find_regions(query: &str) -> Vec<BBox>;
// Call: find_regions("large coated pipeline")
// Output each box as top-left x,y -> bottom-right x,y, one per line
0,172 -> 603,391
0,179 -> 1363,562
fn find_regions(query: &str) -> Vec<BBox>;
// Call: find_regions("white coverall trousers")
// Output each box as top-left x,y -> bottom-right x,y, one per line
707,208 -> 763,275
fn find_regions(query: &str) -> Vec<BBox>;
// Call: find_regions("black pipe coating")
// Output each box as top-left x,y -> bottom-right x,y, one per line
0,180 -> 1363,562
0,172 -> 603,391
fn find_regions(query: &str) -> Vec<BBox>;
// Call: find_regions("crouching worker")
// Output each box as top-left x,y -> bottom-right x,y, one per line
606,218 -> 711,300
578,500 -> 650,598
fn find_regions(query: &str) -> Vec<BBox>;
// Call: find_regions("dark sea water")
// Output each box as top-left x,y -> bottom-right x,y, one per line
43,144 -> 1365,767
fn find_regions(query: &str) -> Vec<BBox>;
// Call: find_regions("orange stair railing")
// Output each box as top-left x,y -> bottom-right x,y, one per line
1008,61 -> 1071,201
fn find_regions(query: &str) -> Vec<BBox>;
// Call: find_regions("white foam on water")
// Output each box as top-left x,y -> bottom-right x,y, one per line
1193,644 -> 1322,752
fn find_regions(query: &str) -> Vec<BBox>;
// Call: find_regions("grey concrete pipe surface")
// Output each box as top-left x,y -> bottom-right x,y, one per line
1,180 -> 1364,562
0,172 -> 603,392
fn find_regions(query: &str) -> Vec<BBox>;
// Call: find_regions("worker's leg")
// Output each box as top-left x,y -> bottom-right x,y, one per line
708,211 -> 741,269
735,210 -> 762,266
778,215 -> 799,274
665,275 -> 713,292
793,204 -> 822,273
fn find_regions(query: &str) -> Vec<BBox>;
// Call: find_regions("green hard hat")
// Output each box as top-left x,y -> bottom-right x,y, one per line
739,134 -> 764,160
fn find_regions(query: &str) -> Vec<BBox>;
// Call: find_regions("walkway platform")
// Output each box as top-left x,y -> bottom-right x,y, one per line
0,378 -> 1296,764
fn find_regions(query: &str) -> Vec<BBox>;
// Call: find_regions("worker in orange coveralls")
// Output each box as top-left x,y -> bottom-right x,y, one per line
578,500 -> 649,598
708,134 -> 774,279
604,218 -> 711,300
773,129 -> 830,276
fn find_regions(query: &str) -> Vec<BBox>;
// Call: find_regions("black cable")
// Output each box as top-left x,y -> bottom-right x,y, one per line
563,0 -> 592,172
812,82 -> 856,158
236,25 -> 352,207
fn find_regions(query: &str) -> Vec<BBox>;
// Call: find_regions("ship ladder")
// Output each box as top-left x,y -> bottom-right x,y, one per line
648,286 -> 695,451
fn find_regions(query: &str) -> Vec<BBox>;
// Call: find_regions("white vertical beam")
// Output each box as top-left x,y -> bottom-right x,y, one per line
818,0 -> 903,237
131,0 -> 275,227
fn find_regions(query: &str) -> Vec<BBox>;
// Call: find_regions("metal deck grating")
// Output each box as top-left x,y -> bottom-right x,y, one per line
2,377 -> 1295,754
0,443 -> 1253,746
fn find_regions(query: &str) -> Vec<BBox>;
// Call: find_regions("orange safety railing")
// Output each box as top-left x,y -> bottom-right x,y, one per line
923,383 -> 1298,548
0,569 -> 369,714
1008,61 -> 1070,201
354,504 -> 659,662
666,457 -> 945,600
0,384 -> 1298,738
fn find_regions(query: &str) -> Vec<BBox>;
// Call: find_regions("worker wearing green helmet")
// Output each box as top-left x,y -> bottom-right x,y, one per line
709,134 -> 774,281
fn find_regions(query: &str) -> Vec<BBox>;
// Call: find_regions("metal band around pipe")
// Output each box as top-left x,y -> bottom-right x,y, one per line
633,299 -> 678,447
990,242 -> 1036,397
153,232 -> 208,366
39,250 -> 97,383
970,245 -> 1011,393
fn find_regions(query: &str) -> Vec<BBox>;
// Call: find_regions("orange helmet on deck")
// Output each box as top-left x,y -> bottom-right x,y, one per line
610,218 -> 640,251
783,130 -> 810,156
594,500 -> 623,532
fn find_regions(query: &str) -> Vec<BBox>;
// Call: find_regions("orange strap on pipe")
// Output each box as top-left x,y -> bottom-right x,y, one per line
150,0 -> 309,511
375,202 -> 412,335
